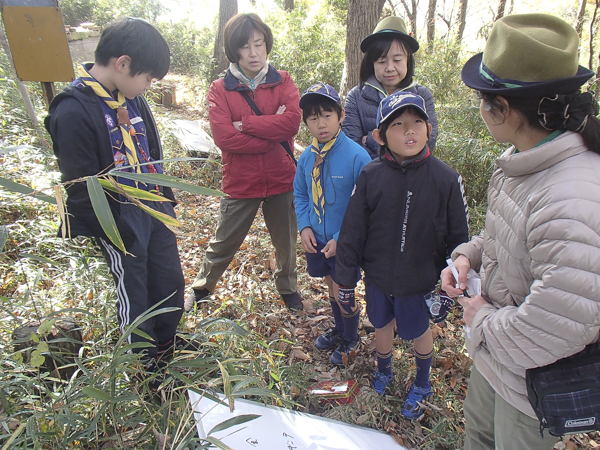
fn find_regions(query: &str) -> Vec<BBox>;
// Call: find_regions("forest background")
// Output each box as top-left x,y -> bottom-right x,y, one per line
1,0 -> 599,449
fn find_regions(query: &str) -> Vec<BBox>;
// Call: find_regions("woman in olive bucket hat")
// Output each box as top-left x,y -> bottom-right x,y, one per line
441,14 -> 600,449
342,16 -> 438,159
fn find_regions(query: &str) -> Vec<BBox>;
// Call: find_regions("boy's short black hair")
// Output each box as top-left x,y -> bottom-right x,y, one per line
359,37 -> 414,90
223,13 -> 273,63
95,17 -> 170,80
377,106 -> 429,157
301,96 -> 343,123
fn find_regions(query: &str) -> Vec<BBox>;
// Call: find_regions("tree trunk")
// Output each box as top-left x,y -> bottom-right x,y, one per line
339,0 -> 385,99
211,0 -> 238,81
456,0 -> 468,44
495,0 -> 507,21
426,0 -> 437,50
400,0 -> 418,36
575,0 -> 587,37
589,0 -> 600,70
284,0 -> 294,11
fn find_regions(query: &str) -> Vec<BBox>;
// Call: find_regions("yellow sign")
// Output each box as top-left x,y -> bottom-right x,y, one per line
2,6 -> 74,82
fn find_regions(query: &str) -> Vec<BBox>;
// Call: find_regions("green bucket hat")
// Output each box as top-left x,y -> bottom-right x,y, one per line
461,13 -> 593,97
360,16 -> 419,53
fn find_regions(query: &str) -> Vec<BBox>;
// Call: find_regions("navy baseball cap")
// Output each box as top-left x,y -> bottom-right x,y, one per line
299,83 -> 341,108
376,92 -> 429,128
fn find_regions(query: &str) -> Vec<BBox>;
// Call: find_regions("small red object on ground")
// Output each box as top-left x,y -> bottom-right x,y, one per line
309,380 -> 359,405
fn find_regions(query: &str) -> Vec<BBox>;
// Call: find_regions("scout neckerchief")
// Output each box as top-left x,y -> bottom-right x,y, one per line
77,65 -> 161,175
77,65 -> 159,192
311,128 -> 340,223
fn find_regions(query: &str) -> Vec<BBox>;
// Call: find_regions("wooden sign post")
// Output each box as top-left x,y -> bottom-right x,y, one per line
1,0 -> 74,107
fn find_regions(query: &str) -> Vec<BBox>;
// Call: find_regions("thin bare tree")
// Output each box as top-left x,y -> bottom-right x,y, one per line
400,0 -> 418,36
339,0 -> 385,99
495,0 -> 507,21
589,0 -> 600,70
210,0 -> 238,81
426,0 -> 438,50
456,0 -> 468,43
575,0 -> 588,37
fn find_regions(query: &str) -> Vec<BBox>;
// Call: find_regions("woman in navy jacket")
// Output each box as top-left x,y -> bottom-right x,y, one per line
343,16 -> 438,159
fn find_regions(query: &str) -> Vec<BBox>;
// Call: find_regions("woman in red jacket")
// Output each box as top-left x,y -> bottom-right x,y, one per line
185,13 -> 304,312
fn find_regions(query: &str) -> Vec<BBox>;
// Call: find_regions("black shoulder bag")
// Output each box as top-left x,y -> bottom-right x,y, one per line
239,90 -> 296,165
526,341 -> 600,437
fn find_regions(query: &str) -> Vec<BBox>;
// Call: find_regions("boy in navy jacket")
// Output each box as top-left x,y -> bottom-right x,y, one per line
45,18 -> 186,372
336,93 -> 469,418
293,83 -> 371,365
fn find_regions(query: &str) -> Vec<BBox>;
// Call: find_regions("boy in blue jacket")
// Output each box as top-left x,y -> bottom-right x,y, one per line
293,83 -> 371,365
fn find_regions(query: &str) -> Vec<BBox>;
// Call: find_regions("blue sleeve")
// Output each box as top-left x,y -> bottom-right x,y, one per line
416,85 -> 438,151
343,87 -> 378,159
293,151 -> 313,234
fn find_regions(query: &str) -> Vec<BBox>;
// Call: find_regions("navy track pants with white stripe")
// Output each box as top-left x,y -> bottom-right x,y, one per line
98,201 -> 184,358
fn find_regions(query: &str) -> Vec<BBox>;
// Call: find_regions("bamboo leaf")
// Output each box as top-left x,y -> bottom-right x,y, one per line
1,422 -> 26,450
86,177 -> 125,252
98,178 -> 170,202
217,361 -> 232,400
134,200 -> 181,227
204,436 -> 233,450
54,185 -> 70,239
208,414 -> 261,435
0,225 -> 7,252
82,386 -> 112,402
105,172 -> 225,197
0,176 -> 57,204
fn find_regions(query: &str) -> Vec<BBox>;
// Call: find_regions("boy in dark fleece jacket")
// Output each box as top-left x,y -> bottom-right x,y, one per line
336,92 -> 469,419
45,18 -> 186,369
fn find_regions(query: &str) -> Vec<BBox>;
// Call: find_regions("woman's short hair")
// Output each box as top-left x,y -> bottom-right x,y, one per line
223,13 -> 273,63
359,37 -> 414,90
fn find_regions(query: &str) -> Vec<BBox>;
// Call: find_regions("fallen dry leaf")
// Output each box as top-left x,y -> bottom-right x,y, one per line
290,348 -> 309,361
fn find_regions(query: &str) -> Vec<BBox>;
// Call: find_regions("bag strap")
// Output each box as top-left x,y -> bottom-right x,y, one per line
239,90 -> 297,165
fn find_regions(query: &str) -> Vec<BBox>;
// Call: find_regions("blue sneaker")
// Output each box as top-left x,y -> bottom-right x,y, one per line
372,370 -> 394,396
315,329 -> 343,350
331,338 -> 359,365
401,383 -> 433,420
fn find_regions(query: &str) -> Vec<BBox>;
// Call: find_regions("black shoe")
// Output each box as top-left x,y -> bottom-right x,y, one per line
331,338 -> 359,365
184,288 -> 210,312
157,333 -> 203,361
141,358 -> 183,392
315,329 -> 343,350
281,292 -> 304,311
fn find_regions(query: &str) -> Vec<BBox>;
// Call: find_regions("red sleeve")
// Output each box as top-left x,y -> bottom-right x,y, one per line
207,80 -> 275,155
241,72 -> 301,143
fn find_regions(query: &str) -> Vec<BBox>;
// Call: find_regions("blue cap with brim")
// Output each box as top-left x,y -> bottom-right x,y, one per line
299,83 -> 341,108
376,92 -> 428,128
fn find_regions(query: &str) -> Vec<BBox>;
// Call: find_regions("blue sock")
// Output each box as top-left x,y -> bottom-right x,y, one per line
341,307 -> 360,342
377,350 -> 393,375
330,298 -> 344,333
414,349 -> 433,388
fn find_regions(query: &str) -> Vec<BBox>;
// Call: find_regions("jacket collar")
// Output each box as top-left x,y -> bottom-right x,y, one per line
362,76 -> 418,101
496,131 -> 588,177
223,64 -> 282,92
381,145 -> 430,169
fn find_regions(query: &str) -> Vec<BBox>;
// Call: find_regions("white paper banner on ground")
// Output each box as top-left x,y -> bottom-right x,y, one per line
188,390 -> 407,450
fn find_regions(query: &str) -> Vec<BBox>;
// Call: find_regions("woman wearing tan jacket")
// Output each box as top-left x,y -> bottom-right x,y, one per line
442,14 -> 600,449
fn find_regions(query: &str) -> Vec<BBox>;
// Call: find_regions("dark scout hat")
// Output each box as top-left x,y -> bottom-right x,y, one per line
360,16 -> 419,53
376,92 -> 428,128
299,83 -> 341,108
461,13 -> 593,97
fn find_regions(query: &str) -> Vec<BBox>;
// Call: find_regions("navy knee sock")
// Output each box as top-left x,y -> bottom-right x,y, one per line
414,349 -> 433,388
341,308 -> 359,342
330,298 -> 344,332
377,350 -> 393,375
